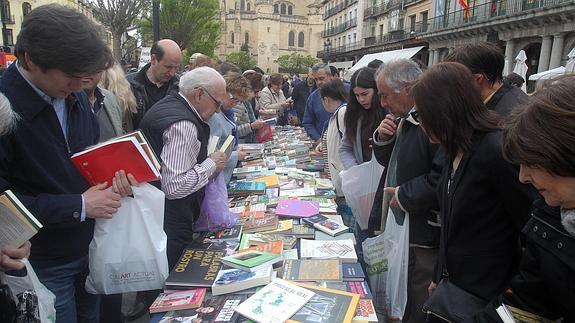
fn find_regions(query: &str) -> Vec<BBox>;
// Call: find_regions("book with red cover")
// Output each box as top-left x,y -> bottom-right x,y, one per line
149,288 -> 207,313
256,124 -> 273,143
275,199 -> 320,218
71,137 -> 160,186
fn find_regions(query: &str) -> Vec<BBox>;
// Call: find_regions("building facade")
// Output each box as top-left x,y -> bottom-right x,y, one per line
217,0 -> 324,73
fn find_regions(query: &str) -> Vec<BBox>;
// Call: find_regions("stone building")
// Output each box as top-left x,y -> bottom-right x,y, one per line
217,0 -> 324,73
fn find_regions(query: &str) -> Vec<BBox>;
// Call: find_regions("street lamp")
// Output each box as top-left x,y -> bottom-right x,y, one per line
324,39 -> 332,63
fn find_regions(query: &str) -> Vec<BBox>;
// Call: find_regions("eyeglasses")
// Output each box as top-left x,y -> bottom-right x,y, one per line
200,87 -> 224,111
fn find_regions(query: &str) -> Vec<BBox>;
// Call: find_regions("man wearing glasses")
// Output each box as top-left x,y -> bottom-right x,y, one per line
140,66 -> 228,270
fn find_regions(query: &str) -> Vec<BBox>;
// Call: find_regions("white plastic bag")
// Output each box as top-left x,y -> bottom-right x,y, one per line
85,183 -> 169,295
340,153 -> 385,229
362,209 -> 409,320
1,259 -> 57,323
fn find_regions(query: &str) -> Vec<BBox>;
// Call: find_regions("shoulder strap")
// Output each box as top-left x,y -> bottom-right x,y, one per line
335,107 -> 343,139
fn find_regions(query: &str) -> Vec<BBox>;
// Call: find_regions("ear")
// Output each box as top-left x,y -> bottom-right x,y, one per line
23,52 -> 37,72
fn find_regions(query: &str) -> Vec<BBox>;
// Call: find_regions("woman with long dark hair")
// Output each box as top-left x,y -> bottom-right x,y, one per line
339,67 -> 386,168
411,62 -> 535,317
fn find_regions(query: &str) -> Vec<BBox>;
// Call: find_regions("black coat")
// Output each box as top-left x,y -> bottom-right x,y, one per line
486,82 -> 528,117
467,200 -> 575,322
435,130 -> 537,301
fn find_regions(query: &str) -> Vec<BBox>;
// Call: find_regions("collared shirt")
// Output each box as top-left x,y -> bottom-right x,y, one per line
16,63 -> 68,141
144,72 -> 170,106
160,93 -> 216,199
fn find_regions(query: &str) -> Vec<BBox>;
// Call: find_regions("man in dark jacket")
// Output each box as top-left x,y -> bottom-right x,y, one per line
444,42 -> 528,117
373,59 -> 442,322
0,5 -> 134,322
291,74 -> 316,124
127,39 -> 181,129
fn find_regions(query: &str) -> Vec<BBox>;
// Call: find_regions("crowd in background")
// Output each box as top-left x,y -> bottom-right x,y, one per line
0,4 -> 574,323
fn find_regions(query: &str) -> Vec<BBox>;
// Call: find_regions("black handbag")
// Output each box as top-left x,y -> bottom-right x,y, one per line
422,279 -> 488,322
422,170 -> 488,322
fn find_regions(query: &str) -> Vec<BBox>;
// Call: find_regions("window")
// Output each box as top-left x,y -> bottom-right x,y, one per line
247,1 -> 251,10
409,14 -> 416,32
245,32 -> 249,45
3,1 -> 11,19
274,4 -> 278,13
288,31 -> 295,46
280,3 -> 286,14
22,2 -> 32,16
5,29 -> 13,46
288,5 -> 293,15
420,11 -> 428,31
240,0 -> 245,10
231,32 -> 235,44
298,32 -> 304,47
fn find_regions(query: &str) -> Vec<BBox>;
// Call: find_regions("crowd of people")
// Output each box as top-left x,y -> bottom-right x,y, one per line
0,4 -> 574,323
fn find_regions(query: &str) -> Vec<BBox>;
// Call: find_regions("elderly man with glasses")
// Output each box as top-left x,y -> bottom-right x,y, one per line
140,66 -> 228,270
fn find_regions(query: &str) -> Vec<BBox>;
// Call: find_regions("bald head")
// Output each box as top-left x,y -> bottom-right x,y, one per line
148,39 -> 182,85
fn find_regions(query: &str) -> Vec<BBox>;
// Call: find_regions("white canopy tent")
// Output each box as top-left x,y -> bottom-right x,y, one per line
565,47 -> 575,73
343,46 -> 425,81
329,61 -> 354,69
528,66 -> 565,81
512,50 -> 528,93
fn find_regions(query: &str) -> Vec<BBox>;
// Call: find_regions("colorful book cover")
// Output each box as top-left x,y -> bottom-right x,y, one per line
228,181 -> 266,197
275,199 -> 320,218
254,175 -> 280,188
260,219 -> 293,234
352,299 -> 378,322
303,215 -> 348,237
211,266 -> 273,296
201,225 -> 243,242
149,289 -> 207,313
165,248 -> 225,289
281,259 -> 342,282
322,281 -> 373,299
221,250 -> 282,272
234,278 -> 315,323
241,214 -> 278,233
238,240 -> 284,254
287,282 -> 360,323
158,293 -> 250,323
342,263 -> 366,282
299,239 -> 357,263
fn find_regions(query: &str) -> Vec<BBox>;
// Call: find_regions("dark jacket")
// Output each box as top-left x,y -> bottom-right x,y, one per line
139,93 -> 209,246
486,82 -> 528,117
435,130 -> 536,301
0,64 -> 99,267
127,63 -> 179,129
467,200 -> 575,322
373,118 -> 443,246
291,81 -> 315,125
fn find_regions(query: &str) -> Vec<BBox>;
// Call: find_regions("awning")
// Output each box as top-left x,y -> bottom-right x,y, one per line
329,61 -> 354,69
343,46 -> 424,81
528,66 -> 565,81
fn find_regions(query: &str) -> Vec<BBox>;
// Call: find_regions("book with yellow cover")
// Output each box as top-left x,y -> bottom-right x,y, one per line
0,190 -> 42,248
287,282 -> 360,323
238,240 -> 284,254
255,174 -> 280,188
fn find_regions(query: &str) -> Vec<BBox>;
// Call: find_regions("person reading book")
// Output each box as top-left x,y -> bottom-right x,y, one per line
0,5 -> 137,322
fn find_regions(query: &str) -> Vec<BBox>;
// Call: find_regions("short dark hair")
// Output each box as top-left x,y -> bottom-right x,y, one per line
444,42 -> 504,85
329,65 -> 339,78
268,73 -> 283,86
320,79 -> 348,102
345,67 -> 386,143
502,75 -> 575,177
150,42 -> 166,61
243,71 -> 264,92
411,62 -> 500,159
367,59 -> 383,69
16,4 -> 114,75
503,72 -> 525,88
217,62 -> 241,75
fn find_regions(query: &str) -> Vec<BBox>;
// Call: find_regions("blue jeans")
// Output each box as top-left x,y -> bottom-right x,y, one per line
31,256 -> 100,323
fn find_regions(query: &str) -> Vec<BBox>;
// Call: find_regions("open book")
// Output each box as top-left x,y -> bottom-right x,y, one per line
0,190 -> 42,248
71,133 -> 160,186
208,135 -> 235,158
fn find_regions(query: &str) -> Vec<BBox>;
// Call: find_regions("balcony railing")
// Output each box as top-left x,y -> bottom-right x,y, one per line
317,40 -> 363,58
321,18 -> 358,37
363,22 -> 426,47
224,12 -> 308,24
363,0 -> 403,19
323,0 -> 359,19
423,0 -> 572,33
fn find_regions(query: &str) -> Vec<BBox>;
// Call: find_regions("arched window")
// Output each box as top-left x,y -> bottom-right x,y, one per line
288,5 -> 293,15
245,32 -> 249,45
22,2 -> 31,16
280,3 -> 286,14
274,4 -> 278,13
240,0 -> 245,10
298,32 -> 304,47
247,1 -> 251,10
231,32 -> 235,44
288,31 -> 295,47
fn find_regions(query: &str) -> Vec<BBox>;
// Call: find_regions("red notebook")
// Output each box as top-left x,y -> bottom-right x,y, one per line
275,199 -> 320,218
71,137 -> 160,186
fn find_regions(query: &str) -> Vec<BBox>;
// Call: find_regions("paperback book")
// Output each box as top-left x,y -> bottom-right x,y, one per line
221,250 -> 283,272
299,239 -> 358,263
303,215 -> 348,237
341,263 -> 366,282
275,199 -> 320,218
158,293 -> 251,323
165,248 -> 225,289
281,259 -> 342,282
212,266 -> 274,296
0,190 -> 42,249
149,289 -> 207,313
287,282 -> 360,323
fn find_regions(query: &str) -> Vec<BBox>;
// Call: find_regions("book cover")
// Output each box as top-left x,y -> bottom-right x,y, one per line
221,250 -> 282,272
234,278 -> 315,323
275,200 -> 320,218
352,299 -> 378,322
158,293 -> 251,323
149,289 -> 207,313
219,135 -> 236,158
322,281 -> 373,299
71,136 -> 160,186
341,263 -> 366,282
279,187 -> 316,198
201,225 -> 243,242
281,259 -> 342,282
0,190 -> 42,249
303,215 -> 348,237
315,231 -> 357,245
282,249 -> 299,260
232,166 -> 263,176
241,214 -> 278,234
115,130 -> 161,171
212,266 -> 273,296
165,248 -> 225,289
254,175 -> 280,188
255,124 -> 273,143
248,233 -> 297,249
299,239 -> 358,263
287,282 -> 360,323
238,240 -> 284,254
283,224 -> 315,239
228,181 -> 266,197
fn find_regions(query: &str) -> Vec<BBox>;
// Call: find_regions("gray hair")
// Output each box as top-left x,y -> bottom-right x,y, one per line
0,92 -> 19,136
311,62 -> 331,74
179,66 -> 225,97
376,59 -> 422,93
